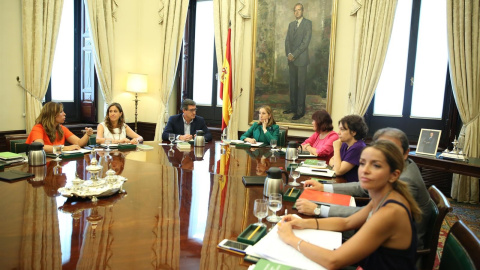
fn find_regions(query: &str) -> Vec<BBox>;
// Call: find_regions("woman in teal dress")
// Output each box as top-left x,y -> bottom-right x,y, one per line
240,105 -> 279,145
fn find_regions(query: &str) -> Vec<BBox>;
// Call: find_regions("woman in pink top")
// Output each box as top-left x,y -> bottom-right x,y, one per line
302,110 -> 339,159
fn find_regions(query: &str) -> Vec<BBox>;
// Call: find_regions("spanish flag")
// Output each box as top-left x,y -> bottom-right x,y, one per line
220,28 -> 232,131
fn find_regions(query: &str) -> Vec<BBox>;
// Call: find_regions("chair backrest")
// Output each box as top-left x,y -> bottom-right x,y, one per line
417,185 -> 453,270
278,126 -> 289,147
439,220 -> 480,270
10,139 -> 28,153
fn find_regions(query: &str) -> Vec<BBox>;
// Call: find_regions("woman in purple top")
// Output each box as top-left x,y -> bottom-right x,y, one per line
329,115 -> 368,182
302,110 -> 339,160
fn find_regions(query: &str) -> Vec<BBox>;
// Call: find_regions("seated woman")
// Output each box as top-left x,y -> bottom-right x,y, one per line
330,114 -> 368,182
240,105 -> 279,145
97,103 -> 143,144
26,102 -> 93,153
278,140 -> 421,270
301,110 -> 339,160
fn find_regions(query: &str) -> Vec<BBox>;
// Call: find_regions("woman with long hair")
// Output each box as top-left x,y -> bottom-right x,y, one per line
96,103 -> 143,144
26,102 -> 93,152
278,140 -> 421,269
240,105 -> 279,145
301,110 -> 338,159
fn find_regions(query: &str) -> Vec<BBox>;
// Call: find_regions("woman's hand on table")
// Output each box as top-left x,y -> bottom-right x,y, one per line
64,145 -> 81,151
245,138 -> 257,144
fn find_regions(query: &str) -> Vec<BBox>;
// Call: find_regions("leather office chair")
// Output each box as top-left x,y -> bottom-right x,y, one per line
417,185 -> 452,270
438,220 -> 480,270
6,134 -> 29,153
278,126 -> 289,147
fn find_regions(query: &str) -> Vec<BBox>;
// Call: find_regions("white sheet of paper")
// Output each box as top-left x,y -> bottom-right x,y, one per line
248,221 -> 341,270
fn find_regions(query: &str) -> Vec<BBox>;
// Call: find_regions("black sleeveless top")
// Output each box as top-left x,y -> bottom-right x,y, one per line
360,200 -> 417,270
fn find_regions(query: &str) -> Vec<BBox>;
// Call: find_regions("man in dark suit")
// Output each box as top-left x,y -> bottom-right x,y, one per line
162,99 -> 212,142
284,3 -> 312,120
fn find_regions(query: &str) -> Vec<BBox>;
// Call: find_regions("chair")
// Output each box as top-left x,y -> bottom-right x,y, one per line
438,220 -> 480,270
417,185 -> 452,270
278,126 -> 289,147
5,134 -> 29,153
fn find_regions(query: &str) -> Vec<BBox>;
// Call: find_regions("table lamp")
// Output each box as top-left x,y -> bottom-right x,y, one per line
126,73 -> 148,133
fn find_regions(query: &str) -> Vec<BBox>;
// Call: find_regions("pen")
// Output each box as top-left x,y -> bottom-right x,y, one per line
312,169 -> 328,173
217,247 -> 245,256
247,225 -> 262,240
288,188 -> 294,196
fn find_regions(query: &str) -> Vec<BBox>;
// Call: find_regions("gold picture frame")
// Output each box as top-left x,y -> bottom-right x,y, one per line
249,0 -> 337,130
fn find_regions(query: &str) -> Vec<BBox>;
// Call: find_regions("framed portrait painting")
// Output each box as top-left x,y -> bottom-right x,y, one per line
249,0 -> 337,129
416,129 -> 441,156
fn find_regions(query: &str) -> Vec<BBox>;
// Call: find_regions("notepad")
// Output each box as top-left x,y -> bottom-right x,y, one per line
0,170 -> 34,181
0,152 -> 23,160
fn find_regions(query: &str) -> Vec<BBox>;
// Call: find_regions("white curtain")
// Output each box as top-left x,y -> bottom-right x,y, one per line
154,0 -> 189,141
22,0 -> 64,132
347,0 -> 397,116
84,0 -> 117,105
213,0 -> 251,140
447,0 -> 480,204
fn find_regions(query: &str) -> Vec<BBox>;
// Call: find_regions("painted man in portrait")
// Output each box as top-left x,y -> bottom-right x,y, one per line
284,3 -> 312,120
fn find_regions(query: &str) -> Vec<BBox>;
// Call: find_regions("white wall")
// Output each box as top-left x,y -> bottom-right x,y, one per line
0,0 -> 26,131
1,0 -> 354,139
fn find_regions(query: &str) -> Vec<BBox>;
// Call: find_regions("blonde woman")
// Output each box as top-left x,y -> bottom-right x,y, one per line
240,105 -> 279,145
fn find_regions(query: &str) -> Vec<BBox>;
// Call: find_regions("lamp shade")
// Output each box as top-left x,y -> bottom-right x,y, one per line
126,73 -> 148,93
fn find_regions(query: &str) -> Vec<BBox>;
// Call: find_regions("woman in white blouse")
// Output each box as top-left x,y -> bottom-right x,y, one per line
96,103 -> 143,144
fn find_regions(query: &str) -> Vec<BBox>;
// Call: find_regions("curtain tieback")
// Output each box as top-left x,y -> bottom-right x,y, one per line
463,113 -> 480,127
16,77 -> 42,102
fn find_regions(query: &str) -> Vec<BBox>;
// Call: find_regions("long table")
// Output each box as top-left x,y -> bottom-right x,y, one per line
0,141 -> 339,269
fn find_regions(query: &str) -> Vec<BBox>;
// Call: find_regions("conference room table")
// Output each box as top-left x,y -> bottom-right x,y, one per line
0,141 -> 342,269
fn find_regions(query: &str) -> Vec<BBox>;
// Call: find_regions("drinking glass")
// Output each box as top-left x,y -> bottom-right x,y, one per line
104,138 -> 112,152
289,169 -> 301,186
266,193 -> 282,223
221,133 -> 227,145
253,199 -> 268,227
53,145 -> 63,161
291,149 -> 298,164
270,139 -> 277,152
168,133 -> 175,151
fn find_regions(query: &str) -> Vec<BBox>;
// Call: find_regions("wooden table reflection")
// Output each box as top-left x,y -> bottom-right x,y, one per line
0,142 -> 338,269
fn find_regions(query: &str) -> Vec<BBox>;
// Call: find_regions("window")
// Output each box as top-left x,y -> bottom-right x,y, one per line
45,0 -> 96,123
365,0 -> 457,146
182,0 -> 222,126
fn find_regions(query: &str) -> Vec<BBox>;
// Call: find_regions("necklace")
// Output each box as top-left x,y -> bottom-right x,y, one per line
373,189 -> 393,214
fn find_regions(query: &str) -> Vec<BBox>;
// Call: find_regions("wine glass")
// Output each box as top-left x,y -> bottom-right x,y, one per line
221,133 -> 227,145
270,139 -> 277,152
291,148 -> 298,164
168,133 -> 175,151
254,199 -> 268,227
53,145 -> 63,161
289,169 -> 301,186
266,193 -> 282,223
104,138 -> 112,152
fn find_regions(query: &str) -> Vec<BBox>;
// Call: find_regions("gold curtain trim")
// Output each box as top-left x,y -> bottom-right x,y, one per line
350,0 -> 362,16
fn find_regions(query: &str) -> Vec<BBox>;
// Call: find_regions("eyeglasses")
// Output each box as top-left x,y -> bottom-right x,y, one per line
186,108 -> 197,112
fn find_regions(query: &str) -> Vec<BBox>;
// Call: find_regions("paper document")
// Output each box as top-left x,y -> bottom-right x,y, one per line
295,167 -> 335,178
63,149 -> 92,154
247,222 -> 341,270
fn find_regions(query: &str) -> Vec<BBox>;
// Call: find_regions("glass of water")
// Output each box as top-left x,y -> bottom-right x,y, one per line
104,138 -> 112,152
270,139 -> 277,152
254,199 -> 268,227
53,145 -> 63,161
266,193 -> 282,223
221,133 -> 227,145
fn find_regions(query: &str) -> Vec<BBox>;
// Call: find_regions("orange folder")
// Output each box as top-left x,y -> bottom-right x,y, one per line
299,189 -> 352,206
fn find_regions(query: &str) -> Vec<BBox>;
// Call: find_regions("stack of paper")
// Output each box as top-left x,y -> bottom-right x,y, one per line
295,166 -> 335,178
0,152 -> 25,165
177,142 -> 191,150
247,222 -> 341,270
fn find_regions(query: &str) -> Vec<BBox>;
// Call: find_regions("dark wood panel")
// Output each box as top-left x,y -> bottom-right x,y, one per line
0,130 -> 27,152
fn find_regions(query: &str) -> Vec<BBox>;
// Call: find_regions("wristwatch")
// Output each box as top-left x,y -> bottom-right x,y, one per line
314,205 -> 321,216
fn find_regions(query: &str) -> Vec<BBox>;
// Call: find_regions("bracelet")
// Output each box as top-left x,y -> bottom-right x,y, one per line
316,218 -> 319,230
297,239 -> 304,252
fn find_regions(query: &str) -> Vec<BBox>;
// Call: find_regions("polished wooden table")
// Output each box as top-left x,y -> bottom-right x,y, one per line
409,151 -> 480,178
0,142 -> 338,269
